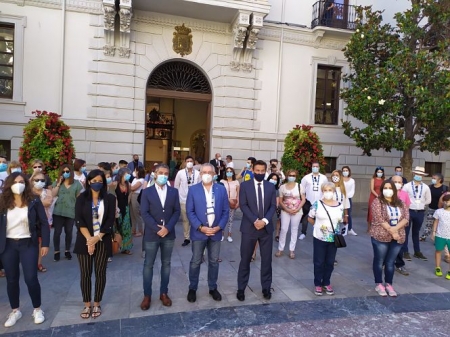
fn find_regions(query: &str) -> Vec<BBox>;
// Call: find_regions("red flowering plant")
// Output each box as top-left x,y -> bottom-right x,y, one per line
281,125 -> 327,180
19,110 -> 76,180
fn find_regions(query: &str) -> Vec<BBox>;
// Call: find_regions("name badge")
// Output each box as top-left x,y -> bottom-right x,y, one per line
313,186 -> 319,191
390,219 -> 398,226
415,199 -> 421,204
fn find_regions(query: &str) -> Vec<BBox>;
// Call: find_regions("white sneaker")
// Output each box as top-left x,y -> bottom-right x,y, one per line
227,236 -> 233,243
348,229 -> 358,236
221,236 -> 224,242
32,309 -> 45,324
141,251 -> 146,259
299,234 -> 306,240
4,310 -> 22,327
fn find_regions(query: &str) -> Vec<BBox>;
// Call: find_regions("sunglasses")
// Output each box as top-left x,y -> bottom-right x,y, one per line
33,166 -> 42,169
34,179 -> 45,183
288,175 -> 296,177
63,170 -> 70,173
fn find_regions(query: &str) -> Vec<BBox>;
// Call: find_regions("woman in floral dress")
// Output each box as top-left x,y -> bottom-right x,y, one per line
115,168 -> 133,254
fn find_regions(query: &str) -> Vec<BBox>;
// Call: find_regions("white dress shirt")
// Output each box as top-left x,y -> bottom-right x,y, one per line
203,184 -> 215,227
343,178 -> 355,199
253,179 -> 269,224
300,173 -> 328,203
174,168 -> 200,203
403,181 -> 431,210
6,206 -> 31,239
155,183 -> 167,208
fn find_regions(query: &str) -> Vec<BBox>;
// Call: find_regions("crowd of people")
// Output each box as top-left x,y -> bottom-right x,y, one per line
0,153 -> 449,328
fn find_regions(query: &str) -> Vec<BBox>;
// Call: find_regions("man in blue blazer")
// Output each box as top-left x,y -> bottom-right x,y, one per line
237,160 -> 277,301
186,163 -> 229,303
139,164 -> 181,310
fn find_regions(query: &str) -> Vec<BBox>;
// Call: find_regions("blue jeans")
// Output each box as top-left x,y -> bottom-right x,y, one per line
143,238 -> 175,296
372,237 -> 402,284
313,238 -> 337,287
348,198 -> 353,231
402,210 -> 424,254
189,239 -> 221,291
1,238 -> 41,309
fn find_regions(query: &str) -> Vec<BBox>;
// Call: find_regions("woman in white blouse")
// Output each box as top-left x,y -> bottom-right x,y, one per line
342,166 -> 357,235
308,182 -> 345,296
0,172 -> 50,327
330,170 -> 350,235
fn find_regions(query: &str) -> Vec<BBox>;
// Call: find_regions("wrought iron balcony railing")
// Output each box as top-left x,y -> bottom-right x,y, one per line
311,1 -> 357,31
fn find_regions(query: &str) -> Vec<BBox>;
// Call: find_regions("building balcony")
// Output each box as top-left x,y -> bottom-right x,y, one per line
311,1 -> 357,31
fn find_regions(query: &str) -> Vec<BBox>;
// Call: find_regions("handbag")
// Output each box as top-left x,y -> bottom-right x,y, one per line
319,201 -> 347,248
111,232 -> 122,255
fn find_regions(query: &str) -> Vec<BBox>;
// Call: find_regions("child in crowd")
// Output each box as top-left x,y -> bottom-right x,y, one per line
432,194 -> 450,279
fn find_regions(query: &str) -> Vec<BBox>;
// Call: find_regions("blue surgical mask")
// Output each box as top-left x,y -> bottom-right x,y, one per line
395,172 -> 402,176
63,172 -> 70,179
125,173 -> 131,181
246,163 -> 251,169
90,182 -> 103,192
11,168 -> 21,173
81,167 -> 86,173
106,177 -> 112,184
342,171 -> 349,177
226,172 -> 233,178
156,175 -> 168,185
113,169 -> 119,175
0,163 -> 7,172
288,176 -> 296,182
376,172 -> 383,178
312,167 -> 319,174
213,175 -> 218,181
269,179 -> 277,185
414,175 -> 422,182
431,179 -> 437,185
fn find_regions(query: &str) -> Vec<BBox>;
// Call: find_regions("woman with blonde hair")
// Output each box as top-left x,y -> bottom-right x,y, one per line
29,159 -> 52,188
7,161 -> 22,175
330,170 -> 350,234
275,169 -> 305,259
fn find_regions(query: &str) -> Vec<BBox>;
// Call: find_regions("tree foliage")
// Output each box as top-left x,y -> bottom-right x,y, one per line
19,110 -> 75,180
281,125 -> 327,180
340,0 -> 450,177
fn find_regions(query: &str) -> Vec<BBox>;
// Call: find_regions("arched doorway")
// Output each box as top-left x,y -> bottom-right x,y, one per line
145,61 -> 212,178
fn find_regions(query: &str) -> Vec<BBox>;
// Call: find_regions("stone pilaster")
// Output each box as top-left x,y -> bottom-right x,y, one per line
118,0 -> 133,58
102,0 -> 116,56
230,11 -> 251,71
242,13 -> 264,72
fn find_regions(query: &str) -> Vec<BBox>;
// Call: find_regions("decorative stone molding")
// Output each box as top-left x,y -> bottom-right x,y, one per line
1,0 -> 103,14
241,13 -> 263,72
118,0 -> 132,58
230,11 -> 251,71
102,0 -> 115,56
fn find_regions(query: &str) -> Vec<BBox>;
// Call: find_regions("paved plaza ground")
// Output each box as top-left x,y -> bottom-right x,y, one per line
1,203 -> 450,336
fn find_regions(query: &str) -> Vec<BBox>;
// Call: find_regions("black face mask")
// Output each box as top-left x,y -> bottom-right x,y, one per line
254,173 -> 265,182
90,182 -> 103,192
134,159 -> 138,163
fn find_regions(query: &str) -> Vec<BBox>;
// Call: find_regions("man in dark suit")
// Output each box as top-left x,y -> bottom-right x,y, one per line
127,154 -> 144,173
237,160 -> 277,301
210,153 -> 226,180
186,163 -> 229,303
139,164 -> 181,310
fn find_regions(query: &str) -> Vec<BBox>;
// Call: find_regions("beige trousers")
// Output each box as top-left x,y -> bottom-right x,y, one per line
180,203 -> 190,240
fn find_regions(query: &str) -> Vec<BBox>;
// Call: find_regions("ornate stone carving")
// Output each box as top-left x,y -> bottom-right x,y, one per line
119,8 -> 132,32
230,11 -> 251,71
118,0 -> 132,58
118,47 -> 131,58
102,0 -> 116,56
241,13 -> 264,72
172,23 -> 193,57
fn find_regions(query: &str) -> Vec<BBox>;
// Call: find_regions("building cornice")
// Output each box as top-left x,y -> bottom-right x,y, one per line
1,0 -> 103,14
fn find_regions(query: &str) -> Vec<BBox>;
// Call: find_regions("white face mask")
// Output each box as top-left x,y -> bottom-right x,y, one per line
218,157 -> 222,161
331,176 -> 340,183
342,171 -> 349,177
33,167 -> 42,173
202,174 -> 213,184
132,171 -> 137,177
394,183 -> 402,190
323,191 -> 334,200
11,183 -> 25,195
186,162 -> 194,169
383,189 -> 394,198
34,181 -> 45,190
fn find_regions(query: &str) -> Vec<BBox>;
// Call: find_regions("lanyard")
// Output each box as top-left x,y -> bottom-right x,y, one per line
335,190 -> 343,203
186,169 -> 195,187
312,174 -> 320,187
411,182 -> 423,200
387,205 -> 399,219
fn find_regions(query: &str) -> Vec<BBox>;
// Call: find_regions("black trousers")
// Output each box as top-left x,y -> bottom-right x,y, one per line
1,238 -> 41,309
53,214 -> 74,252
77,241 -> 108,303
237,229 -> 273,291
300,200 -> 312,235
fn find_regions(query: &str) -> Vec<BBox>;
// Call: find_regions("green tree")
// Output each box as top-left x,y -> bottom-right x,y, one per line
19,110 -> 76,180
340,1 -> 450,178
281,125 -> 327,180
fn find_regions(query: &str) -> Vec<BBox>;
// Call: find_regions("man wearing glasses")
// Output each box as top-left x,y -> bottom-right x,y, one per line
402,166 -> 431,261
185,163 -> 229,303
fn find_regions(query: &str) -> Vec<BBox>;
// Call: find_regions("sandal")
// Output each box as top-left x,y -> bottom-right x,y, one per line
80,306 -> 91,319
289,251 -> 295,259
275,250 -> 283,257
275,236 -> 279,242
92,306 -> 102,319
37,264 -> 47,272
121,250 -> 133,255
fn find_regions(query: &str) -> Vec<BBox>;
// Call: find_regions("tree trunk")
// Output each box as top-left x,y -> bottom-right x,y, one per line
401,147 -> 414,181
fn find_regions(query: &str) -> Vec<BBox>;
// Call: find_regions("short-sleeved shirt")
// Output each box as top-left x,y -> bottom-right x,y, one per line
241,170 -> 254,182
433,209 -> 450,239
308,200 -> 344,242
279,183 -> 304,210
52,181 -> 82,219
221,180 -> 239,200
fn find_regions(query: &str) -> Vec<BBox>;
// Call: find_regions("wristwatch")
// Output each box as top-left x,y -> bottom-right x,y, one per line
197,224 -> 203,232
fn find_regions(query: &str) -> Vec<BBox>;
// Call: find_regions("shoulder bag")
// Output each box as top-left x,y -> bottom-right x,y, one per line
319,200 -> 347,248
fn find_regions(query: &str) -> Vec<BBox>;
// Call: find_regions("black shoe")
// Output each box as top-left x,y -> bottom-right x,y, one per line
236,290 -> 245,301
262,288 -> 272,300
65,252 -> 72,260
413,252 -> 428,261
182,239 -> 190,247
209,289 -> 222,301
54,252 -> 60,262
187,289 -> 196,303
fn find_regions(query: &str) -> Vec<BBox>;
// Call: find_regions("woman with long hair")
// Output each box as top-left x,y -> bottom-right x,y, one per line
342,166 -> 357,235
73,159 -> 87,193
51,164 -> 83,261
330,170 -> 349,234
0,172 -> 50,327
130,166 -> 145,237
367,166 -> 385,232
220,167 -> 240,242
74,169 -> 116,319
370,180 -> 409,297
115,167 -> 133,254
276,169 -> 305,259
30,171 -> 53,273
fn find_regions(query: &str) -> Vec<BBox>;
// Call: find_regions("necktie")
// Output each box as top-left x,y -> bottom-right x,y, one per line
257,182 -> 264,219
